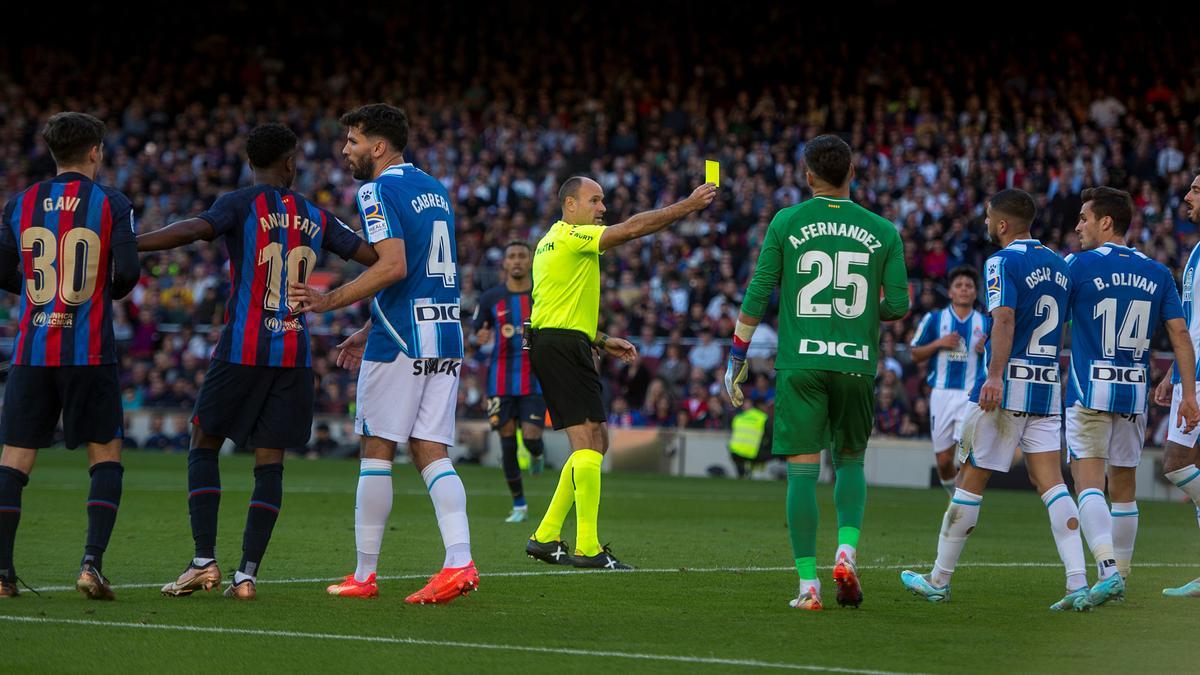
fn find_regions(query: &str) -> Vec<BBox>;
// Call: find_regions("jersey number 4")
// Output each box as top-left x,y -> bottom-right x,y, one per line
21,226 -> 102,306
427,219 -> 456,287
797,251 -> 869,319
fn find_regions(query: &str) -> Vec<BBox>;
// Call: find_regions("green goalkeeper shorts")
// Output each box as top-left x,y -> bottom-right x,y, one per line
773,369 -> 874,455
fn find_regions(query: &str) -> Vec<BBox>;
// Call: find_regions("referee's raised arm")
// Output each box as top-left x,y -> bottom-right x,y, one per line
598,182 -> 717,251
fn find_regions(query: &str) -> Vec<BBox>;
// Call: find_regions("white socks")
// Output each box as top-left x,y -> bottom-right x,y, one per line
1076,489 -> 1118,580
354,458 -> 393,582
1110,501 -> 1138,578
1165,465 -> 1200,507
1041,484 -> 1088,591
931,488 -> 982,588
940,479 -> 956,496
421,458 -> 472,569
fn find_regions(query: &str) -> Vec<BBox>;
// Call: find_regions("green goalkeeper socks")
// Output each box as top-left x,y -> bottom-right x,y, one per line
786,462 -> 820,579
833,450 -> 866,548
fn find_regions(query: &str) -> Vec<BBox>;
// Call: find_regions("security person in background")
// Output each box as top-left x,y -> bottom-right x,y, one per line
524,176 -> 716,570
730,395 -> 770,479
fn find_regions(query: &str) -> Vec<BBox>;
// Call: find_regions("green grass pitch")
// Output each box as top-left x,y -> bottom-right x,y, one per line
3,450 -> 1199,673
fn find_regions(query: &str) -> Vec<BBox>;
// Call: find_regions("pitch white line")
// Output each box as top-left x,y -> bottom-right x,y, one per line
31,561 -> 1199,593
0,615 -> 918,674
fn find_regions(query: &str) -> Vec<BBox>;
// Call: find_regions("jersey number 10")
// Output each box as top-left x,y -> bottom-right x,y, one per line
258,243 -> 317,314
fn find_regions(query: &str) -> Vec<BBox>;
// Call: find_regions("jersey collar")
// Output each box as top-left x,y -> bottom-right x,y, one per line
1006,238 -> 1041,249
813,196 -> 853,203
379,163 -> 414,178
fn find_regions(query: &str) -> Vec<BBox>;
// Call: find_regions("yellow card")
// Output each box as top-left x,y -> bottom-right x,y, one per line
705,159 -> 719,187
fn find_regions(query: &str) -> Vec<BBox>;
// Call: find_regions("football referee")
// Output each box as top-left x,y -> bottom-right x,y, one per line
524,176 -> 716,570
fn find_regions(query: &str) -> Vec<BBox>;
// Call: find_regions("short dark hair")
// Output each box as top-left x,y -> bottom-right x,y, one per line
558,176 -> 586,205
1081,186 -> 1134,235
988,189 -> 1036,228
948,265 -> 980,289
340,104 -> 409,153
245,123 -> 298,169
803,134 -> 852,187
42,112 -> 105,166
504,240 -> 532,253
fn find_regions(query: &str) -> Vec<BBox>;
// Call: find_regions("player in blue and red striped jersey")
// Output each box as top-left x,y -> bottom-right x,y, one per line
472,240 -> 546,523
0,112 -> 140,599
137,123 -> 377,600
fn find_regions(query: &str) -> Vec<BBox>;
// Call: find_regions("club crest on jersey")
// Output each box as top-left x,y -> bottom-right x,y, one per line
501,323 -> 516,338
264,317 -> 303,333
32,311 -> 73,328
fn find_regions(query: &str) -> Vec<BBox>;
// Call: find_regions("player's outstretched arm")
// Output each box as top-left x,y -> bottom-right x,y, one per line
136,218 -> 216,252
290,238 -> 406,314
978,307 -> 1014,412
597,183 -> 716,252
111,240 -> 140,299
1165,317 -> 1199,430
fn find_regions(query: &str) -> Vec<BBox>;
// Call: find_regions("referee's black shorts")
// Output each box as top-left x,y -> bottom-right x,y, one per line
528,328 -> 605,430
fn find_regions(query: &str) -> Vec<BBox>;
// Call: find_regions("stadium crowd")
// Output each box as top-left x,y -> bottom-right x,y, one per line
1,6 -> 1199,447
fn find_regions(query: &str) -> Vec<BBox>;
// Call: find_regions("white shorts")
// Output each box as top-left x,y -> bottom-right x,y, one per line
354,356 -> 460,446
957,402 -> 1061,473
1168,383 -> 1200,448
1064,404 -> 1146,468
930,388 -> 970,453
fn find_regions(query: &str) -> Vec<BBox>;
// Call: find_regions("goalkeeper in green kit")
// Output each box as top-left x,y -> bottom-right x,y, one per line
725,135 -> 909,610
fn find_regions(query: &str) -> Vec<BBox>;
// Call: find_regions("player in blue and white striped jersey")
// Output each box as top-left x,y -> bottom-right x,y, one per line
902,189 -> 1091,611
1152,174 -> 1200,598
1065,187 -> 1197,606
910,267 -> 987,494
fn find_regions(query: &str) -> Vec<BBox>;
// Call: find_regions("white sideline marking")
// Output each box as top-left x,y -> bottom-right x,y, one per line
0,615 -> 917,675
32,561 -> 1199,593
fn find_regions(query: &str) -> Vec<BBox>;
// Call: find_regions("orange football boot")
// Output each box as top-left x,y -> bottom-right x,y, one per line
326,572 -> 379,598
404,562 -> 479,605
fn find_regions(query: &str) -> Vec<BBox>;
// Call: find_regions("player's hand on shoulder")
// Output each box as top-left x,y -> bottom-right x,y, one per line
604,337 -> 638,363
685,183 -> 718,211
288,281 -> 328,314
978,375 -> 1003,412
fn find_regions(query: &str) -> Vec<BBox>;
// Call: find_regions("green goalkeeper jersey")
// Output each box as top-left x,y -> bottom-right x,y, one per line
741,196 -> 909,375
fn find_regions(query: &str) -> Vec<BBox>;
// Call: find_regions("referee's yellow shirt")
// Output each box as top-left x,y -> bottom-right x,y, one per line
530,220 -> 605,340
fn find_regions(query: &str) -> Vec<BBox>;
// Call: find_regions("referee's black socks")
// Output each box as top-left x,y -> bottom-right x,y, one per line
0,466 -> 29,579
239,462 -> 283,579
525,437 -> 545,458
82,461 -> 123,572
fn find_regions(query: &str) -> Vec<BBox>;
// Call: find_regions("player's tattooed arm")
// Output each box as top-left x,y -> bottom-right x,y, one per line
136,218 -> 216,252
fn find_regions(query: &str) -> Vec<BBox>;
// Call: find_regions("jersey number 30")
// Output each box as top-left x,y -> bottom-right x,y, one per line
21,226 -> 101,306
797,251 -> 869,319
